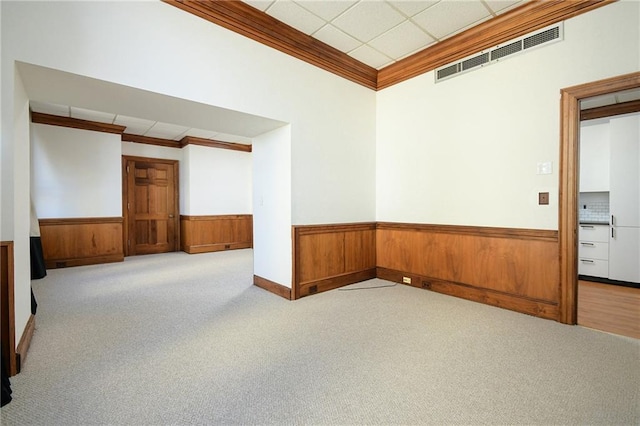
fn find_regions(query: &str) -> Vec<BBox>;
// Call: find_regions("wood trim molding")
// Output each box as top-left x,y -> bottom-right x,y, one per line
558,71 -> 640,324
163,0 -> 378,90
31,113 -> 252,152
377,222 -> 558,242
31,112 -> 126,134
254,275 -> 292,300
163,0 -> 614,91
1,241 -> 17,376
377,0 -> 615,89
580,99 -> 640,121
377,267 -> 559,320
180,136 -> 252,152
15,314 -> 35,374
122,133 -> 182,148
39,217 -> 123,226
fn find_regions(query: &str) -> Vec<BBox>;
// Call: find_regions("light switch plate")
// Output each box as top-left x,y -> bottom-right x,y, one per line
537,161 -> 552,175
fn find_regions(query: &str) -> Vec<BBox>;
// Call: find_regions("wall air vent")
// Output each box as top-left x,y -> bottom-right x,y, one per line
435,22 -> 563,83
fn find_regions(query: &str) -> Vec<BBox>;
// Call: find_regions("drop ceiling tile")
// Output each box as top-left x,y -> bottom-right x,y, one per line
29,101 -> 70,117
183,128 -> 219,139
70,106 -> 116,123
413,0 -> 492,40
296,0 -> 356,21
332,1 -> 406,42
313,24 -> 362,53
144,122 -> 191,140
114,115 -> 156,135
580,95 -> 617,110
215,133 -> 252,144
485,0 -> 525,15
349,44 -> 394,69
266,1 -> 326,35
389,1 -> 438,17
369,20 -> 434,60
616,88 -> 640,103
243,0 -> 274,12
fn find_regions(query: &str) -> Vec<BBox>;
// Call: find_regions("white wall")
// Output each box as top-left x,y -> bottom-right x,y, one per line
253,126 -> 292,287
182,144 -> 252,215
31,124 -> 122,218
2,0 -> 376,336
376,0 -> 639,229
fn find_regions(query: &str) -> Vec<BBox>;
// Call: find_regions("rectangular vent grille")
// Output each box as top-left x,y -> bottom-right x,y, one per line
435,23 -> 563,83
462,53 -> 489,71
523,26 -> 560,49
437,63 -> 460,80
491,40 -> 522,61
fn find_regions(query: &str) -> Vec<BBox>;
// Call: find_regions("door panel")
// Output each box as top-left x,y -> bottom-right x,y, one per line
124,157 -> 178,256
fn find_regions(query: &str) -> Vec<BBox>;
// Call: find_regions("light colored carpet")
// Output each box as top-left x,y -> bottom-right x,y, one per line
1,249 -> 639,425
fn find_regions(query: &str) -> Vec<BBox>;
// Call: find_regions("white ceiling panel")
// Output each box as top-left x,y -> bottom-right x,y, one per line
388,1 -> 438,17
349,44 -> 393,69
407,1 -> 492,40
183,128 -> 219,139
239,0 -> 534,69
313,24 -> 362,53
30,101 -> 70,117
484,0 -> 524,15
266,1 -> 326,34
368,20 -> 434,59
615,88 -> 640,103
296,0 -> 356,21
332,1 -> 405,42
243,0 -> 274,12
144,122 -> 191,140
114,115 -> 156,135
70,106 -> 116,123
215,133 -> 253,144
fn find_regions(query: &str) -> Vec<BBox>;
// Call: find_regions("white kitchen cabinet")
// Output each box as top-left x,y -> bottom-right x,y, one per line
609,113 -> 640,227
608,113 -> 640,284
578,224 -> 609,278
609,226 -> 640,283
579,119 -> 610,192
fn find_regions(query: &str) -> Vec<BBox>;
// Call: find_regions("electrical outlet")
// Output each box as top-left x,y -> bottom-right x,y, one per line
402,276 -> 412,284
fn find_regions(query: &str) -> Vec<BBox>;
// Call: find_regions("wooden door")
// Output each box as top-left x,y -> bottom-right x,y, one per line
123,156 -> 179,256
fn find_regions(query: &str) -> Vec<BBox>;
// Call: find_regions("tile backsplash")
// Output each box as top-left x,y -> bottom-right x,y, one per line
579,192 -> 610,223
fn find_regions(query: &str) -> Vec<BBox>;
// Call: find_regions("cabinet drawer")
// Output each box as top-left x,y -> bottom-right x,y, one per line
578,224 -> 609,243
578,241 -> 609,260
578,258 -> 608,278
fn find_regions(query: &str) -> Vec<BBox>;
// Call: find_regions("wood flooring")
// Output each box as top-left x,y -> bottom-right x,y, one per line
578,280 -> 640,339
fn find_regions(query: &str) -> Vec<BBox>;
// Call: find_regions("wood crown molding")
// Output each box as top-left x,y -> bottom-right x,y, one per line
180,136 -> 252,152
31,112 -> 251,152
162,0 -> 378,90
31,112 -> 126,134
580,99 -> 640,121
162,0 -> 614,91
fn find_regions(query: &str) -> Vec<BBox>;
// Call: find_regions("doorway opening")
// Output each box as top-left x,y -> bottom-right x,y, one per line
558,71 -> 640,324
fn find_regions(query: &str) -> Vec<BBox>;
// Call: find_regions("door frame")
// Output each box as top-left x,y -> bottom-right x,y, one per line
558,71 -> 640,324
122,155 -> 180,256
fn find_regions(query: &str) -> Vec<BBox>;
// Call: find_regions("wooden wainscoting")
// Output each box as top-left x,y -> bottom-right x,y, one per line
39,217 -> 124,268
1,241 -> 17,376
292,223 -> 376,299
376,223 -> 560,320
180,215 -> 253,254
